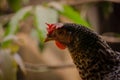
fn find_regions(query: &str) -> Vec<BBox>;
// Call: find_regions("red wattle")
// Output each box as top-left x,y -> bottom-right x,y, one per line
55,41 -> 66,49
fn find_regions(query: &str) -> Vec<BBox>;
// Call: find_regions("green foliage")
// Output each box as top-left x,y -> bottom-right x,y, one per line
2,2 -> 91,50
4,6 -> 32,36
8,0 -> 22,11
3,5 -> 58,50
1,36 -> 19,53
1,39 -> 12,48
48,2 -> 91,28
60,5 -> 91,28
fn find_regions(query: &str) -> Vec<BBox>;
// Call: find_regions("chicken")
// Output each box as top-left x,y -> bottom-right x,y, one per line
45,23 -> 120,80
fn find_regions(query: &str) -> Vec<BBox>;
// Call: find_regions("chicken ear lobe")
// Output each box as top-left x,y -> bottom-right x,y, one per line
55,41 -> 66,49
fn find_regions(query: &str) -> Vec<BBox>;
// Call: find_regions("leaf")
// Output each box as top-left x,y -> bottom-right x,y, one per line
48,2 -> 91,28
4,6 -> 32,36
61,5 -> 91,28
1,35 -> 14,47
0,50 -> 17,80
1,35 -> 19,53
34,6 -> 58,49
1,39 -> 12,48
1,35 -> 15,47
8,0 -> 22,11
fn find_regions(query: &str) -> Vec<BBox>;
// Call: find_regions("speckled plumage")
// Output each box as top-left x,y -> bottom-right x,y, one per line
63,23 -> 120,80
46,23 -> 120,80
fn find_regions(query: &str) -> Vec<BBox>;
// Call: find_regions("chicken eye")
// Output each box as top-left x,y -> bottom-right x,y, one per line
58,30 -> 63,34
54,29 -> 68,38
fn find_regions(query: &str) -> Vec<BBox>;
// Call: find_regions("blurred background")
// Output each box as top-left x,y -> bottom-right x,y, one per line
0,0 -> 120,80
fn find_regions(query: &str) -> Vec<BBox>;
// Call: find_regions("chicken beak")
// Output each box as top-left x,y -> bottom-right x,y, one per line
44,37 -> 53,42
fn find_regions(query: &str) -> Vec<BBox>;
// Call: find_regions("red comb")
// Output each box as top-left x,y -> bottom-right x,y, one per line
46,23 -> 56,33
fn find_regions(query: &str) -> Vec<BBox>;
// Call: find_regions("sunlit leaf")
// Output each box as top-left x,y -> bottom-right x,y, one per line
48,2 -> 91,28
4,6 -> 32,36
1,35 -> 16,48
1,35 -> 19,53
61,5 -> 91,28
1,40 -> 12,48
34,6 -> 58,49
